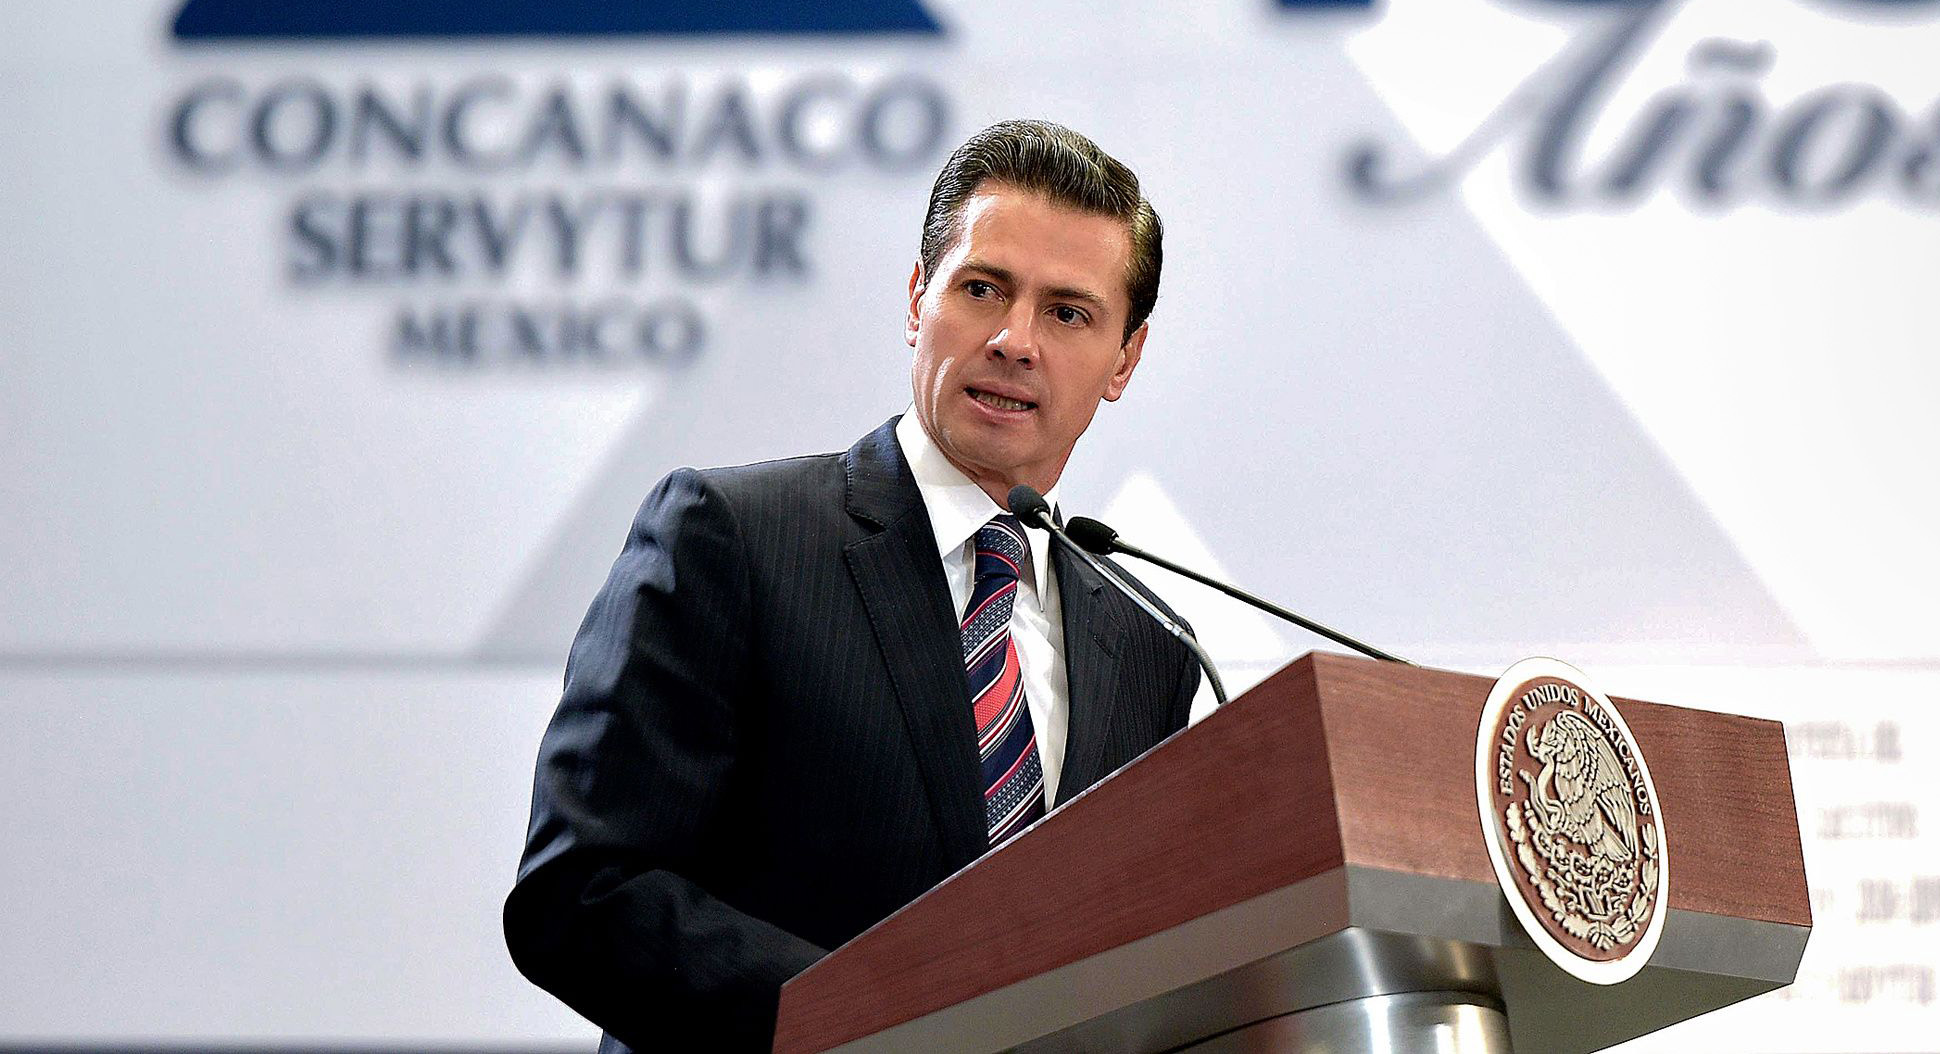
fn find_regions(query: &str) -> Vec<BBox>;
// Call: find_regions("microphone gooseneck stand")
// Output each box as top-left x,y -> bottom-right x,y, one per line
1065,516 -> 1412,667
1007,486 -> 1230,708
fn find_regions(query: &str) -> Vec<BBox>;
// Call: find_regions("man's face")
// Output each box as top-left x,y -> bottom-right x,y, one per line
905,182 -> 1146,500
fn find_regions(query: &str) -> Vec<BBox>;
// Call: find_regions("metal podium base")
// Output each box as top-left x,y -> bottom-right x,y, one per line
1175,991 -> 1512,1053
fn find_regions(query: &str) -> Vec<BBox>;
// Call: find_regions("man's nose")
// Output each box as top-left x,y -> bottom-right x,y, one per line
989,302 -> 1037,366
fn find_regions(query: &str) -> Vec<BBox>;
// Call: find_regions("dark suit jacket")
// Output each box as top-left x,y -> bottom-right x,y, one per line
504,419 -> 1199,1052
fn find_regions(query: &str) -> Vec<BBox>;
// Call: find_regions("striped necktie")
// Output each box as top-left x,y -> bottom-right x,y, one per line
961,514 -> 1046,847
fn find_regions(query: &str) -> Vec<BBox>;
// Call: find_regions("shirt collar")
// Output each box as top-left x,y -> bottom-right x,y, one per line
895,409 -> 1059,601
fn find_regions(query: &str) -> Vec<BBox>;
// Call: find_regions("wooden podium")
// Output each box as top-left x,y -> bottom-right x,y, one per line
772,652 -> 1810,1053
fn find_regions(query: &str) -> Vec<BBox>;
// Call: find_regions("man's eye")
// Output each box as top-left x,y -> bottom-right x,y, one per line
965,280 -> 996,298
1052,305 -> 1088,326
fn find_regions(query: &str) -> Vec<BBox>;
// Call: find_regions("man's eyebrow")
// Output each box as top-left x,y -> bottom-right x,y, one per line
960,258 -> 1017,286
1045,284 -> 1110,312
961,258 -> 1111,312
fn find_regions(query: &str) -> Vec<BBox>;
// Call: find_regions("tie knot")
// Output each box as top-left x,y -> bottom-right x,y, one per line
974,515 -> 1027,578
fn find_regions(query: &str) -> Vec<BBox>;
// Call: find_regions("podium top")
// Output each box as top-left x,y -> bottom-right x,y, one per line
775,652 -> 1810,1054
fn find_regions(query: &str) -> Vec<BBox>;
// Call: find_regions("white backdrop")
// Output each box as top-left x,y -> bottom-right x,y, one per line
2,0 -> 1935,1048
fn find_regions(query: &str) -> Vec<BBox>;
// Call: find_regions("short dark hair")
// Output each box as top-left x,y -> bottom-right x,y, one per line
919,119 -> 1162,345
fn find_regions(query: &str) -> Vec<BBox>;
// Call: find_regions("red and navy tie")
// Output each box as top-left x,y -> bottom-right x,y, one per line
961,514 -> 1046,847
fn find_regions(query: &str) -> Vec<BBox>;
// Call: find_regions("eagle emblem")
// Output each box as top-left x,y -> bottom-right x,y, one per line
1475,658 -> 1668,984
1531,710 -> 1637,865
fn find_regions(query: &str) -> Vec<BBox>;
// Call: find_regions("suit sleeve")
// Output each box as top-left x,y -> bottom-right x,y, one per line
504,468 -> 826,1052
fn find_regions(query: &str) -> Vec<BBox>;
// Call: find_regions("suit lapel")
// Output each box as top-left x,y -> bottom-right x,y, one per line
842,421 -> 989,870
1051,542 -> 1129,807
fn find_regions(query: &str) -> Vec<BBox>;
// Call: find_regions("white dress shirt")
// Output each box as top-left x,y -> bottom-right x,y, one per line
894,411 -> 1072,807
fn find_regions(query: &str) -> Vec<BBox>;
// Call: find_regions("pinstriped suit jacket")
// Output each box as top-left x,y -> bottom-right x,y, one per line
504,418 -> 1200,1053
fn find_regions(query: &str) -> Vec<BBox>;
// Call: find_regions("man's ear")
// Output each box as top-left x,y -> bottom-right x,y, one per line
1103,321 -> 1148,402
904,261 -> 926,348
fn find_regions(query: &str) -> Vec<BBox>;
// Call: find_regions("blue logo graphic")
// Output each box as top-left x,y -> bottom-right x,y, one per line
172,0 -> 943,40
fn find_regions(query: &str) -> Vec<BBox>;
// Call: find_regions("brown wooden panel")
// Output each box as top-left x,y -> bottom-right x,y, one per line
775,653 -> 1811,1053
1306,653 -> 1809,928
1616,695 -> 1811,927
1315,655 -> 1502,885
774,654 -> 1348,1054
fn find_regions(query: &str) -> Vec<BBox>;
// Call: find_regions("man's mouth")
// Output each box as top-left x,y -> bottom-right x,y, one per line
967,387 -> 1036,412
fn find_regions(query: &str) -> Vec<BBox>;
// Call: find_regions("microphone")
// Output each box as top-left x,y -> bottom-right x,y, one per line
1065,515 -> 1411,665
1007,485 -> 1229,707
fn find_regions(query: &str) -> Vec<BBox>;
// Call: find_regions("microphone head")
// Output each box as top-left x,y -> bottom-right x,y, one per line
1006,484 -> 1053,527
1065,516 -> 1119,554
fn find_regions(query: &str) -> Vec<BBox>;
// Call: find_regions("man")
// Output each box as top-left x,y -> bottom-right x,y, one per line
505,120 -> 1200,1052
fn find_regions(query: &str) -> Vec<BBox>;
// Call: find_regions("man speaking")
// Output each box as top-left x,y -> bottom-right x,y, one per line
505,119 -> 1200,1052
